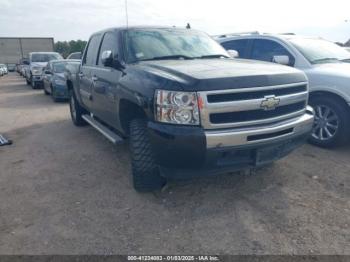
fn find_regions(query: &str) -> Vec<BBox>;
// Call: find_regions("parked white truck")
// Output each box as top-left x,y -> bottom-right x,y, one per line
218,33 -> 350,147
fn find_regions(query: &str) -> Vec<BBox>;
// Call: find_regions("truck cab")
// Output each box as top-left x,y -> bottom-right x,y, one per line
69,27 -> 314,192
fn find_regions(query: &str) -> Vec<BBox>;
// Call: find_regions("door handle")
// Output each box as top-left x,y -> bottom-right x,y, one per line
91,76 -> 98,82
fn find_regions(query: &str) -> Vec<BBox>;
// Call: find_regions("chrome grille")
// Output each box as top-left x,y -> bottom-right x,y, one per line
198,82 -> 308,130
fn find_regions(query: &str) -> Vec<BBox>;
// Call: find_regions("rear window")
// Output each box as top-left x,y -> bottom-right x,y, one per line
83,35 -> 101,66
221,39 -> 250,58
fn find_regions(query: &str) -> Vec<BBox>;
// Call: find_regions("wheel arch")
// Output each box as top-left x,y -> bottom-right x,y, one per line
119,99 -> 147,136
309,91 -> 350,113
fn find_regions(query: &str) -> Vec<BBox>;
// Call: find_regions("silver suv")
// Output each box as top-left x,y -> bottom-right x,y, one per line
218,33 -> 350,147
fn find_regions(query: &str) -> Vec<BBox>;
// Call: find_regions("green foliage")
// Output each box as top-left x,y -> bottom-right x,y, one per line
54,40 -> 87,58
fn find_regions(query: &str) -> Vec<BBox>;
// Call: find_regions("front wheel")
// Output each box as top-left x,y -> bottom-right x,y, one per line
129,119 -> 166,192
309,96 -> 350,148
69,90 -> 87,126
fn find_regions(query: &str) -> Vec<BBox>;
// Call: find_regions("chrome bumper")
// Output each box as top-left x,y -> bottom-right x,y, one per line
206,106 -> 314,149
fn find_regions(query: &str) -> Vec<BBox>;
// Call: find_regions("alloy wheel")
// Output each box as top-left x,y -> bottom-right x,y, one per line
312,105 -> 339,141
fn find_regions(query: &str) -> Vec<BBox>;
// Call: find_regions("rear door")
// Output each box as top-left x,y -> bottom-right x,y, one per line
78,34 -> 101,110
91,31 -> 122,128
249,39 -> 295,66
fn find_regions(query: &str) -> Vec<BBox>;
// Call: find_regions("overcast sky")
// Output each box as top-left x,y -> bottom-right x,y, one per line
1,0 -> 350,43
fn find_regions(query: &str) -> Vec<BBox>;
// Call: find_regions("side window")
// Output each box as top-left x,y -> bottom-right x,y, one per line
98,32 -> 119,66
221,39 -> 250,58
83,35 -> 101,66
251,39 -> 294,65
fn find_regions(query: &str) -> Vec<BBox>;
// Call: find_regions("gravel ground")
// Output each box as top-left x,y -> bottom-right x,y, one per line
0,73 -> 349,255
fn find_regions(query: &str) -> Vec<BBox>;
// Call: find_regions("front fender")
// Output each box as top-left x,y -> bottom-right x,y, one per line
309,85 -> 350,104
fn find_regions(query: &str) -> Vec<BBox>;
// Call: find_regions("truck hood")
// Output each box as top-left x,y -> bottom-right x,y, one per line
137,59 -> 306,91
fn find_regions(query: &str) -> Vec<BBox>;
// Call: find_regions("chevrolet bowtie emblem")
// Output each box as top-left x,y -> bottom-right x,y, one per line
260,96 -> 280,110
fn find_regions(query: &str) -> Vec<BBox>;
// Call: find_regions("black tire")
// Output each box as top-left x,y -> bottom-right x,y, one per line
26,77 -> 31,85
129,119 -> 166,192
309,96 -> 350,148
69,90 -> 87,126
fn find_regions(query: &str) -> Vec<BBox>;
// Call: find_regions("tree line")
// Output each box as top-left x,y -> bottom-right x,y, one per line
54,40 -> 87,58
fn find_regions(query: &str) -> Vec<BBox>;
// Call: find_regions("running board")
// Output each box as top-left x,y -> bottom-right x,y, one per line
82,115 -> 123,144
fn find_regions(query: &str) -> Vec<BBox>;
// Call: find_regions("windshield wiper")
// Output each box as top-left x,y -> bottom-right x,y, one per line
195,54 -> 230,59
140,55 -> 194,61
312,58 -> 339,64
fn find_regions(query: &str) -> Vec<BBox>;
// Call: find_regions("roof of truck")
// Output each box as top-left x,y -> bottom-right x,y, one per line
216,32 -> 324,43
91,26 -> 192,35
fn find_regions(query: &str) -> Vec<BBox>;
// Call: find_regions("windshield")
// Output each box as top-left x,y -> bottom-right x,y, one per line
31,53 -> 63,62
53,62 -> 66,73
290,38 -> 350,64
124,28 -> 229,62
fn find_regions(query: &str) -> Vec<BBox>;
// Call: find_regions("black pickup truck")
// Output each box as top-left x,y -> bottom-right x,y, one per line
68,26 -> 314,192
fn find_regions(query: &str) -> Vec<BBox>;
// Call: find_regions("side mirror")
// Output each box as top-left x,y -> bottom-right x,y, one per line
227,50 -> 239,58
272,55 -> 290,66
101,50 -> 114,67
101,50 -> 125,70
44,70 -> 52,75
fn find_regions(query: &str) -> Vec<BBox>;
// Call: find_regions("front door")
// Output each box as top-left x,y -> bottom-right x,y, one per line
91,32 -> 122,128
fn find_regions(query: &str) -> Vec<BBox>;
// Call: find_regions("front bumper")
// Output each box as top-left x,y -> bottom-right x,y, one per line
148,107 -> 314,178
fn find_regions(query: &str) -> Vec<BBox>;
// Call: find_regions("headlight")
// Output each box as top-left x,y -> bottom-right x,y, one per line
32,67 -> 42,75
54,79 -> 66,85
155,90 -> 200,125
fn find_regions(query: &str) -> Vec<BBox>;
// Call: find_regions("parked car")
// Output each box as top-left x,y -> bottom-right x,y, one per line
42,60 -> 71,101
25,52 -> 63,89
69,26 -> 314,192
0,67 -> 4,77
218,33 -> 350,147
0,64 -> 8,74
64,59 -> 81,94
66,52 -> 82,59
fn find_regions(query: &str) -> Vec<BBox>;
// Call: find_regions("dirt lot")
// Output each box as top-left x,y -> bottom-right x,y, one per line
0,73 -> 349,255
